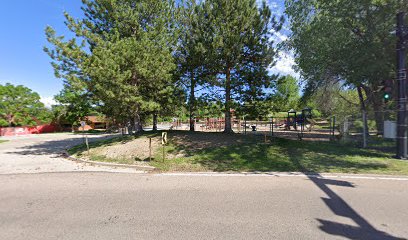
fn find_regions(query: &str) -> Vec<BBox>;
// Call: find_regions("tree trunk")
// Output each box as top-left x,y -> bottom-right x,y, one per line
153,112 -> 158,131
127,119 -> 133,135
372,92 -> 384,135
362,85 -> 384,135
357,86 -> 369,147
134,114 -> 143,133
224,66 -> 233,133
189,73 -> 196,132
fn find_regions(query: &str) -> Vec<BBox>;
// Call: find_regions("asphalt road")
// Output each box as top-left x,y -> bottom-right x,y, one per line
0,172 -> 407,240
1,133 -> 408,239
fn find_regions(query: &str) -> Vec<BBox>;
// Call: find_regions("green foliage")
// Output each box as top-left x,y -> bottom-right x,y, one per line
45,0 -> 179,131
306,82 -> 361,118
271,75 -> 300,112
70,131 -> 408,175
44,0 -> 284,132
175,0 -> 214,130
353,119 -> 377,132
311,109 -> 322,118
53,83 -> 93,126
0,83 -> 51,127
199,0 -> 282,131
285,0 -> 401,125
286,0 -> 398,86
196,99 -> 224,118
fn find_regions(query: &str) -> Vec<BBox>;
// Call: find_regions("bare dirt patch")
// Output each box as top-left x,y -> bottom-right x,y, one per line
89,136 -> 162,161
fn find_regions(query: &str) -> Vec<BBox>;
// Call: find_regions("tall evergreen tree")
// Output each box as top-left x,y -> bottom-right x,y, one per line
45,0 -> 178,132
175,0 -> 212,131
201,0 -> 282,132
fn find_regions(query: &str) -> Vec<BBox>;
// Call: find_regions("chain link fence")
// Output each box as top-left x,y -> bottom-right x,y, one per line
169,115 -> 339,141
338,110 -> 397,149
165,110 -> 400,152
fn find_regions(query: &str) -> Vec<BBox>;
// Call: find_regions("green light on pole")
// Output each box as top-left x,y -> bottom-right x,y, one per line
384,93 -> 390,100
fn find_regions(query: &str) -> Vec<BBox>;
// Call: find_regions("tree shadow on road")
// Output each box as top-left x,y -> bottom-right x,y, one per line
311,175 -> 405,240
3,135 -> 115,156
286,149 -> 406,239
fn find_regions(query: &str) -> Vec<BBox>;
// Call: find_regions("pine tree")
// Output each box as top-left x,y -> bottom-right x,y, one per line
201,0 -> 282,132
45,0 -> 178,132
175,0 -> 213,131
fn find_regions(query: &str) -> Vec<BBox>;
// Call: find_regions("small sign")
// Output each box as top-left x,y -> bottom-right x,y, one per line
80,121 -> 86,127
162,132 -> 168,145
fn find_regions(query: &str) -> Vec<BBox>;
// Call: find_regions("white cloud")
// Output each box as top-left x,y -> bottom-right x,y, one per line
40,96 -> 57,108
270,51 -> 299,78
270,29 -> 288,43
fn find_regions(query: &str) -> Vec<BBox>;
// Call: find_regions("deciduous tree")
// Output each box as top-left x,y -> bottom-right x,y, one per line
0,83 -> 51,127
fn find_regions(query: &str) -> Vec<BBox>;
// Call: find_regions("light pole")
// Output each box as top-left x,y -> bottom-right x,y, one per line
396,12 -> 408,159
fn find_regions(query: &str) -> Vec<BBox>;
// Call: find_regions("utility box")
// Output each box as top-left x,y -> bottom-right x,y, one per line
384,121 -> 397,139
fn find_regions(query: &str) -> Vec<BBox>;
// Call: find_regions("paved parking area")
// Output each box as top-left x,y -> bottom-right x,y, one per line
0,133 -> 139,174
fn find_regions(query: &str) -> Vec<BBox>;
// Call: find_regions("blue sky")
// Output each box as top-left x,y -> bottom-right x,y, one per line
0,0 -> 294,107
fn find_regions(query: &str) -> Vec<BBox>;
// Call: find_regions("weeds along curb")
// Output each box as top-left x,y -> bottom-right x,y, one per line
62,150 -> 157,172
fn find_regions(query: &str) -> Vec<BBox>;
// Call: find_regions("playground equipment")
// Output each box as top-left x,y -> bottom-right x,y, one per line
285,109 -> 298,130
284,108 -> 314,132
300,107 -> 313,132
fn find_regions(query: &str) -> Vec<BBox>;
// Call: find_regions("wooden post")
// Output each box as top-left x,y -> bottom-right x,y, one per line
85,135 -> 90,155
161,132 -> 167,162
238,119 -> 241,133
270,117 -> 273,137
162,145 -> 165,162
149,137 -> 152,161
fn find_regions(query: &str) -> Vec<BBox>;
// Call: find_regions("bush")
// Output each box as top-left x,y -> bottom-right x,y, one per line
352,119 -> 377,132
311,109 -> 322,118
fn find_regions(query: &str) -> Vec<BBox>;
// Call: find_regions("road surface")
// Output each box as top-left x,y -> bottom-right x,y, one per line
0,172 -> 407,240
0,133 -> 407,239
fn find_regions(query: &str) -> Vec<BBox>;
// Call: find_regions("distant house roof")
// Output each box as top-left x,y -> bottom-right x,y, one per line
86,116 -> 106,123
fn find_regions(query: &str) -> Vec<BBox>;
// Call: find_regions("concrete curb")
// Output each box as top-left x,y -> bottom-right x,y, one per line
62,151 -> 156,172
157,172 -> 408,181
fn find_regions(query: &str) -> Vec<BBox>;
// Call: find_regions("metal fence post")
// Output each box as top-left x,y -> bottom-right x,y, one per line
244,117 -> 247,135
396,12 -> 408,159
343,116 -> 349,142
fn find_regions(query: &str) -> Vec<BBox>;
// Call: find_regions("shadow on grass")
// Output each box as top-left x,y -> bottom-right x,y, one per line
179,137 -> 391,173
69,131 -> 163,155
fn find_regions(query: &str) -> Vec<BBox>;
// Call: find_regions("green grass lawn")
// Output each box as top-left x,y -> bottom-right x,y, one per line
68,131 -> 408,175
0,140 -> 9,144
